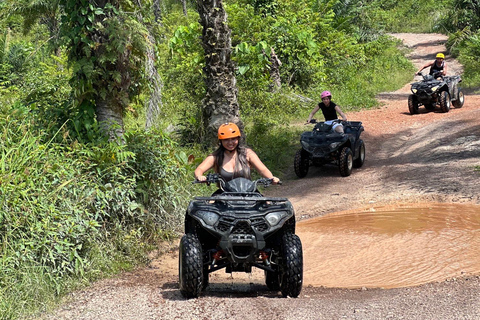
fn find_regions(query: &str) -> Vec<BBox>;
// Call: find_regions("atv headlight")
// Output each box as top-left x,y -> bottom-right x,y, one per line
329,142 -> 342,150
196,210 -> 219,226
431,86 -> 438,92
265,211 -> 288,226
412,89 -> 417,93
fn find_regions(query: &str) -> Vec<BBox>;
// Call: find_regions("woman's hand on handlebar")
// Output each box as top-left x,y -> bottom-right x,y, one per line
195,175 -> 207,182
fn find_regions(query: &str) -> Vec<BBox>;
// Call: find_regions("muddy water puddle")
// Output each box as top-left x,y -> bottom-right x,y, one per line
297,203 -> 480,289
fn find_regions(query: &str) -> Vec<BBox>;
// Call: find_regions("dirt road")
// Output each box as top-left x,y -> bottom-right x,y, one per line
40,34 -> 480,320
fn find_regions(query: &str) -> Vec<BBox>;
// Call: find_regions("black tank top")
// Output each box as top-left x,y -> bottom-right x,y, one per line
429,60 -> 444,75
319,102 -> 338,121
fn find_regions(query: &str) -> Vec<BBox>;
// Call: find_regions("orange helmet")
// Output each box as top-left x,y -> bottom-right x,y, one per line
218,122 -> 241,140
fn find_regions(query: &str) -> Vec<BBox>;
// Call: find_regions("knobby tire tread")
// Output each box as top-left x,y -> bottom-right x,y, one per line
179,234 -> 203,298
339,147 -> 353,177
353,140 -> 365,168
294,149 -> 309,178
280,233 -> 303,298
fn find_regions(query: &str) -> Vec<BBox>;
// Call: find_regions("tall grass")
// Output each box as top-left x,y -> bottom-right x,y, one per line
0,103 -> 193,319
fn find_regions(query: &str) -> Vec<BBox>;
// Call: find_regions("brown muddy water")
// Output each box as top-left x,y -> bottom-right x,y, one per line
297,203 -> 480,289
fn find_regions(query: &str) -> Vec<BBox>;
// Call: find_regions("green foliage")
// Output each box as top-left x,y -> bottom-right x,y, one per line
59,0 -> 149,120
162,20 -> 205,107
244,114 -> 301,177
317,35 -> 415,109
154,12 -> 205,130
0,38 -> 36,85
442,1 -> 480,89
229,0 -> 328,89
343,0 -> 450,33
124,129 -> 193,232
0,103 -> 192,319
447,30 -> 480,88
239,88 -> 304,122
440,0 -> 480,33
233,40 -> 272,88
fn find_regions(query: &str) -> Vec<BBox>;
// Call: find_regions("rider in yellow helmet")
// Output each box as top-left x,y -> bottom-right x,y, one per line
416,53 -> 447,77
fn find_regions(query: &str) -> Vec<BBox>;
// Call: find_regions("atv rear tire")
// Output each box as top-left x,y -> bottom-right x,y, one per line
279,233 -> 303,298
353,139 -> 365,168
408,95 -> 419,115
439,91 -> 451,113
294,149 -> 309,178
452,88 -> 464,108
339,147 -> 353,177
179,234 -> 203,298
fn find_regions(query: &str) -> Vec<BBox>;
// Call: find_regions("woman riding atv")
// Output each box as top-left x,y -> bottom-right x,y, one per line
194,122 -> 280,185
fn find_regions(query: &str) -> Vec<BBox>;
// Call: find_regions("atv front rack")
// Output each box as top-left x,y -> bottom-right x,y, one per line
193,195 -> 288,202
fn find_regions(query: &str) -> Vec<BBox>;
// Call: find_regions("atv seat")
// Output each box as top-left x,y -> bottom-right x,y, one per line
344,121 -> 363,134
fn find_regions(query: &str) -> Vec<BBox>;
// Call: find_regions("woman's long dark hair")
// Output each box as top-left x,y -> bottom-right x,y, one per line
212,137 -> 251,179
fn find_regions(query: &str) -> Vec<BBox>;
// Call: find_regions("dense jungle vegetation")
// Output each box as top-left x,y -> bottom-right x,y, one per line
1,0 -> 479,318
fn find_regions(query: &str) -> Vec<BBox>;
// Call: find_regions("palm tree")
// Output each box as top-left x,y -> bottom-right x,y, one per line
196,0 -> 241,139
60,0 -> 148,141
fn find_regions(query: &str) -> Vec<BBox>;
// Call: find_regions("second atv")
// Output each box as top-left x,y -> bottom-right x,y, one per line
294,119 -> 365,178
408,71 -> 465,114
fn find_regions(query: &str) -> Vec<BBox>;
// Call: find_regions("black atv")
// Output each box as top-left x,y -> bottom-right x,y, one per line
294,119 -> 365,178
408,71 -> 465,115
179,174 -> 303,299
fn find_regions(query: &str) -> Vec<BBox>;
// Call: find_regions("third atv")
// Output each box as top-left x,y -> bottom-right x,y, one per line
408,71 -> 465,114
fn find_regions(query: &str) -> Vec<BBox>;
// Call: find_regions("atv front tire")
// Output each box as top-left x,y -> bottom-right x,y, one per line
439,91 -> 451,113
408,95 -> 419,115
279,233 -> 303,298
353,139 -> 365,168
294,149 -> 309,178
179,234 -> 203,298
339,147 -> 353,177
452,88 -> 464,108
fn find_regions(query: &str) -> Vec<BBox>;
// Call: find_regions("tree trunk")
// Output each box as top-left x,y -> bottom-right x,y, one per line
95,96 -> 125,143
196,0 -> 241,140
145,32 -> 163,130
269,47 -> 282,91
91,0 -> 129,143
153,0 -> 163,24
180,0 -> 188,17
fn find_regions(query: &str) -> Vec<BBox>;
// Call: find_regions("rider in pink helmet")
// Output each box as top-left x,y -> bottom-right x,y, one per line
306,90 -> 347,133
321,90 -> 331,99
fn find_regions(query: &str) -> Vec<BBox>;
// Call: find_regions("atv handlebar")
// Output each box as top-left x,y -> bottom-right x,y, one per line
416,71 -> 444,80
194,173 -> 281,187
307,118 -> 350,125
193,173 -> 221,186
